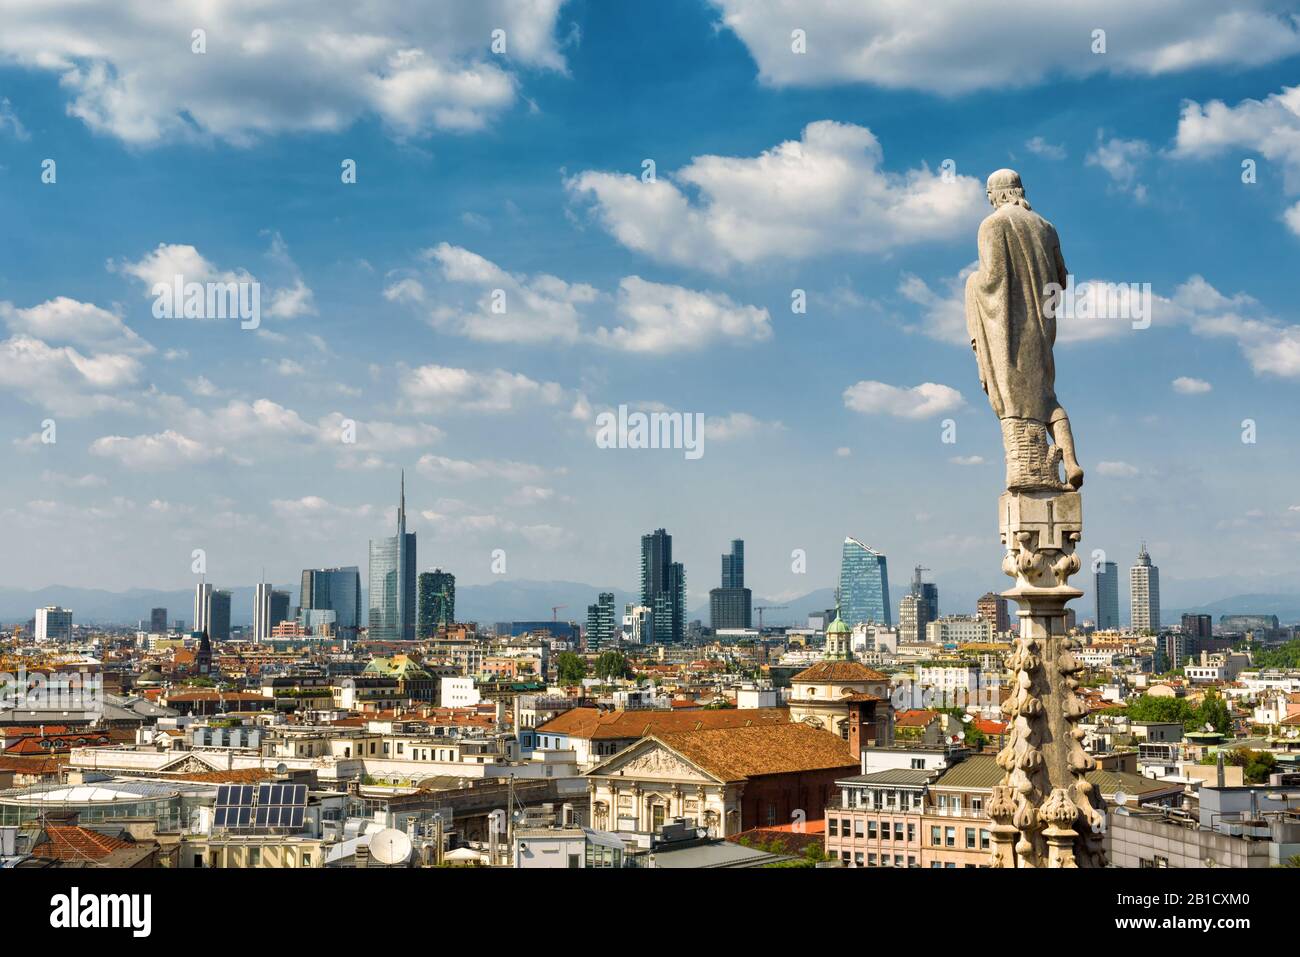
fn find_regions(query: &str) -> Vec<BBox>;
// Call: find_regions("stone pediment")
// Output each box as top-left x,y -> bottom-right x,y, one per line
157,752 -> 227,774
593,740 -> 715,783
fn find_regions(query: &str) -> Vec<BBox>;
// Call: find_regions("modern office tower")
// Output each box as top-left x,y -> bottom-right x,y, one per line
721,539 -> 744,588
193,583 -> 212,636
150,607 -> 168,633
173,619 -> 186,634
34,606 -> 73,642
899,565 -> 936,641
253,582 -> 289,641
709,538 -> 752,630
253,582 -> 273,642
1130,543 -> 1161,632
1182,613 -> 1213,640
418,569 -> 456,637
301,566 -> 362,635
368,473 -> 417,640
839,537 -> 891,627
640,528 -> 685,643
208,590 -> 232,642
586,591 -> 617,649
622,604 -> 652,644
1094,560 -> 1120,630
977,591 -> 1011,634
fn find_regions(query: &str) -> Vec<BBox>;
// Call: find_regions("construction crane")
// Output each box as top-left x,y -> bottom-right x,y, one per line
911,564 -> 931,596
754,605 -> 788,630
551,604 -> 568,623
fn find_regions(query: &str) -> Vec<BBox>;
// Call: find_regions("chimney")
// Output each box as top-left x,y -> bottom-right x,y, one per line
1216,749 -> 1225,789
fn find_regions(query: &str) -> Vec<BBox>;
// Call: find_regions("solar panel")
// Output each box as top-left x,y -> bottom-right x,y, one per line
213,780 -> 307,832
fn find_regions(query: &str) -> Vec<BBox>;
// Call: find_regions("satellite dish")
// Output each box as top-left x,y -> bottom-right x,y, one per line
1203,723 -> 1214,733
275,763 -> 289,776
1114,791 -> 1129,807
369,828 -> 412,866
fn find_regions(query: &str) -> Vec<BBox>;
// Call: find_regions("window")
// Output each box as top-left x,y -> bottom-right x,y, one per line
930,826 -> 941,846
907,823 -> 915,842
853,819 -> 864,838
965,828 -> 976,849
894,823 -> 904,841
841,818 -> 850,836
854,852 -> 863,867
980,829 -> 990,850
568,854 -> 580,868
971,796 -> 983,814
894,855 -> 903,867
945,827 -> 956,848
907,855 -> 916,868
249,847 -> 261,866
829,818 -> 839,837
867,821 -> 877,840
910,758 -> 925,769
868,853 -> 876,866
765,804 -> 777,827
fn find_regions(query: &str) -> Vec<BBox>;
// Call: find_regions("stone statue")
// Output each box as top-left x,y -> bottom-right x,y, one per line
965,169 -> 1083,493
967,170 -> 1106,868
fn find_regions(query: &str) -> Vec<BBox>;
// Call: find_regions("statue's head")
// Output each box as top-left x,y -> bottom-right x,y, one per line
986,168 -> 1031,210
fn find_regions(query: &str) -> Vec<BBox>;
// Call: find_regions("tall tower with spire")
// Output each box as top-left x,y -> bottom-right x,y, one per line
368,471 -> 417,640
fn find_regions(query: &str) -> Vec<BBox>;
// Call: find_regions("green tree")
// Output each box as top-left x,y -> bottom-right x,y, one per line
555,651 -> 587,684
1193,689 -> 1232,734
594,650 -> 632,681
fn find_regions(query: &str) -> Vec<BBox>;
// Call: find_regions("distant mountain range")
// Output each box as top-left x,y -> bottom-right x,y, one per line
0,580 -> 840,628
3,582 -> 1296,629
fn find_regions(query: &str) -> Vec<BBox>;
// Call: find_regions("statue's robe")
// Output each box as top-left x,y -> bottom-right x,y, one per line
965,202 -> 1069,423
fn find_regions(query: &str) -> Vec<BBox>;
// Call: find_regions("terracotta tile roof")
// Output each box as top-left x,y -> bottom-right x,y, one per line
538,706 -> 790,741
895,709 -> 940,728
792,660 -> 888,682
654,723 -> 858,783
0,754 -> 68,775
973,719 -> 1009,736
4,731 -> 123,754
32,826 -> 134,861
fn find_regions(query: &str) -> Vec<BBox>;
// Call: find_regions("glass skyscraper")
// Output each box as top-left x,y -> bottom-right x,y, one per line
368,473 -> 416,640
1094,560 -> 1120,630
640,528 -> 685,644
418,569 -> 456,637
301,566 -> 362,635
839,537 -> 891,627
710,538 -> 752,630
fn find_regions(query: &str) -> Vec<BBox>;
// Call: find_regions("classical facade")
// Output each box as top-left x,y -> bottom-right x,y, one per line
584,723 -> 858,837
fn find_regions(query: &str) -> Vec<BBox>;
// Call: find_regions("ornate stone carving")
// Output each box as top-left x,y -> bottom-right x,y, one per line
618,746 -> 707,782
971,169 -> 1105,867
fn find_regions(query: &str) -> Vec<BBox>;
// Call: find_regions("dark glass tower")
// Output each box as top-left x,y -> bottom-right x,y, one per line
640,528 -> 685,643
418,569 -> 456,637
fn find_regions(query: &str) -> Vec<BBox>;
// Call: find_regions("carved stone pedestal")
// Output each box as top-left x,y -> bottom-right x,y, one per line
989,489 -> 1106,867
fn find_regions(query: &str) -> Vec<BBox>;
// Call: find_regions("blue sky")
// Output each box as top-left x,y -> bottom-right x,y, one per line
2,0 -> 1300,621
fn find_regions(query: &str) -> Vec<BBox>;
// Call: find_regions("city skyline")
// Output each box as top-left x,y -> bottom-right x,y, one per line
4,2 -> 1300,615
